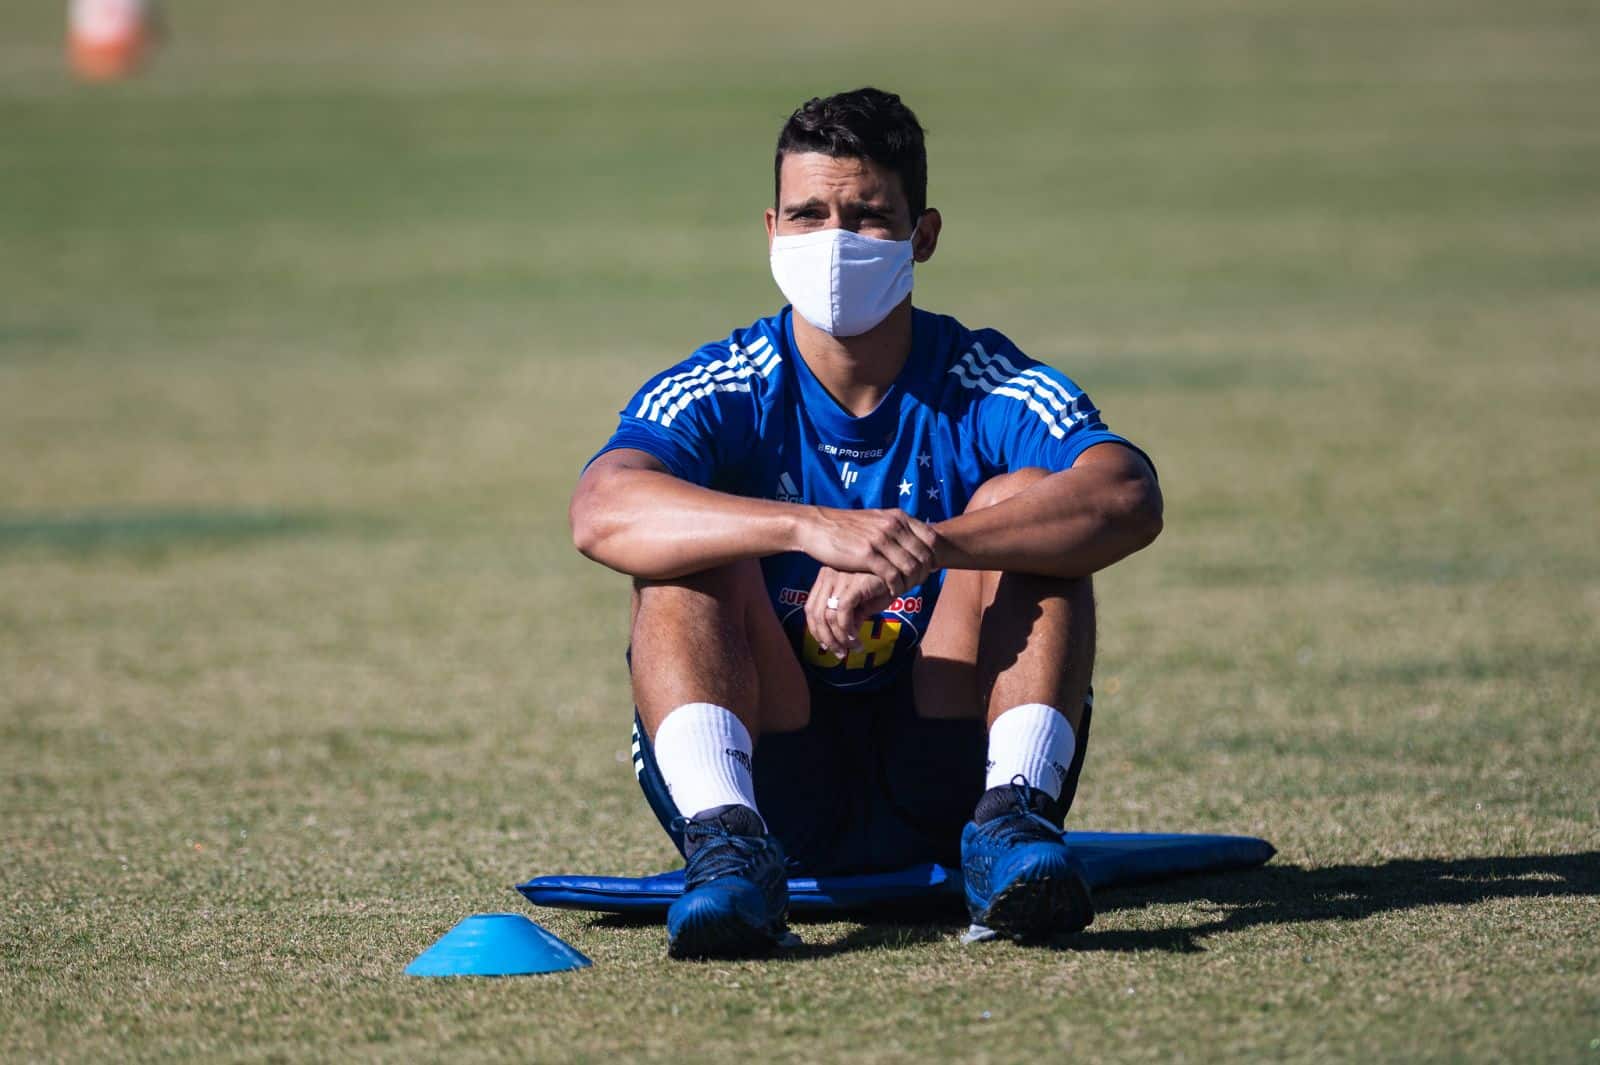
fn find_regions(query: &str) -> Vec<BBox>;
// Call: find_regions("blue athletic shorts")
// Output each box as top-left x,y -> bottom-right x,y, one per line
631,668 -> 1094,876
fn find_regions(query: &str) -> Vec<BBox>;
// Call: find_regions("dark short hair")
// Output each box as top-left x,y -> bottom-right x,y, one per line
774,87 -> 928,222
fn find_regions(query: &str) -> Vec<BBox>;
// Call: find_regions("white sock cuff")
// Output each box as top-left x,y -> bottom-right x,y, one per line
652,702 -> 763,825
985,703 -> 1077,801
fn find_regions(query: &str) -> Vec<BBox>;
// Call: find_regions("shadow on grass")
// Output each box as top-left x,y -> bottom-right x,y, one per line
586,910 -> 959,961
1074,850 -> 1600,954
0,507 -> 369,556
583,851 -> 1600,958
584,899 -> 966,960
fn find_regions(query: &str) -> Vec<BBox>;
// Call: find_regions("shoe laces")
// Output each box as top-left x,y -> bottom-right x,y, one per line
981,776 -> 1063,847
674,816 -> 771,885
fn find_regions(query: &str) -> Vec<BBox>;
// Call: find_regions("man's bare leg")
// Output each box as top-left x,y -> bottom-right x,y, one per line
630,558 -> 809,826
631,558 -> 809,742
914,467 -> 1097,938
630,559 -> 806,957
916,467 -> 1094,741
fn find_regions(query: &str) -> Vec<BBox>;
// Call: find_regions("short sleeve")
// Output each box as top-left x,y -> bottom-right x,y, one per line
965,335 -> 1153,476
585,349 -> 758,488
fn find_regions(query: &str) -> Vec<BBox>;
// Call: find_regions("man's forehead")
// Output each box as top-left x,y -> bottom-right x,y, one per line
777,152 -> 905,206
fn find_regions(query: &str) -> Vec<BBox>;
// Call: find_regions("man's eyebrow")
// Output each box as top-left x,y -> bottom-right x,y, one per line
780,197 -> 896,215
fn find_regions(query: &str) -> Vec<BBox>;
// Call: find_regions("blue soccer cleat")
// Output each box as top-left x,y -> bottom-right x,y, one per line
666,806 -> 790,959
961,778 -> 1094,942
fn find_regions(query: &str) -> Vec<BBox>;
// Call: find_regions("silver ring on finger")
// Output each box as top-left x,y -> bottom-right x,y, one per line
826,596 -> 841,611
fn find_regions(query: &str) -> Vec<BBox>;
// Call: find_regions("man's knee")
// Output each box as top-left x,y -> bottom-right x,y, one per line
632,559 -> 765,610
965,467 -> 1051,513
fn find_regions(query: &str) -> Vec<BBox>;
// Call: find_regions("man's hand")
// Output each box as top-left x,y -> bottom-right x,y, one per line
804,566 -> 897,657
795,507 -> 939,596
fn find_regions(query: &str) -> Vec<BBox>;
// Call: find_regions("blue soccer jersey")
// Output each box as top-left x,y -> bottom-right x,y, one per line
590,307 -> 1148,693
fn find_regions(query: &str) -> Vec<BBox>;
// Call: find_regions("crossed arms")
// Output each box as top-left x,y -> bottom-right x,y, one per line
569,443 -> 1162,655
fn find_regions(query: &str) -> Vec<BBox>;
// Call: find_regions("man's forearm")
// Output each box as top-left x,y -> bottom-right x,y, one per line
933,460 -> 1163,578
571,466 -> 802,579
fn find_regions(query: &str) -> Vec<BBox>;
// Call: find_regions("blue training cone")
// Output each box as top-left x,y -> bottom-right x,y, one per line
406,913 -> 591,977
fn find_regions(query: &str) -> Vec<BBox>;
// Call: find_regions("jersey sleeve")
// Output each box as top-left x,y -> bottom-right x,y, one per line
964,333 -> 1154,476
586,348 -> 759,489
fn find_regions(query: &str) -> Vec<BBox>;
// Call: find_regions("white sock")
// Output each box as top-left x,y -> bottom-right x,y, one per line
652,702 -> 764,825
984,703 -> 1076,800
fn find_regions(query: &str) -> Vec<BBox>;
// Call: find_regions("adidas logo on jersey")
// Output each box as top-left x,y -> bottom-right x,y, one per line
774,471 -> 801,503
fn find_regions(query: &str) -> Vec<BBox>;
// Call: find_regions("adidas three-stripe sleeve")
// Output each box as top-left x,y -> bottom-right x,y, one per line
961,331 -> 1138,476
588,335 -> 778,488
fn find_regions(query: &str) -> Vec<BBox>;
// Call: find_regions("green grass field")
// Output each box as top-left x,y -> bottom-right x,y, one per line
3,0 -> 1598,1059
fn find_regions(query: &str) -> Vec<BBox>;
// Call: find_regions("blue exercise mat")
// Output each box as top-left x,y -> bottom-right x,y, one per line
517,831 -> 1274,915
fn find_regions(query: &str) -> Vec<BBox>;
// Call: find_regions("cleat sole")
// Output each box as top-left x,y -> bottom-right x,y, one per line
667,899 -> 788,960
979,870 -> 1094,943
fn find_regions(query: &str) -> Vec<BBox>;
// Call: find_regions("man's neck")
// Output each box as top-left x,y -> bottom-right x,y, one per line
790,299 -> 915,418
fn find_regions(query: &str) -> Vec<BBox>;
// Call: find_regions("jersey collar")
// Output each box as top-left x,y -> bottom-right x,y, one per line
781,306 -> 937,446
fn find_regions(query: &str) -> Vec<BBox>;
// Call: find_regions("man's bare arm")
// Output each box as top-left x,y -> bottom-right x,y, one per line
931,443 -> 1164,577
570,449 -> 938,589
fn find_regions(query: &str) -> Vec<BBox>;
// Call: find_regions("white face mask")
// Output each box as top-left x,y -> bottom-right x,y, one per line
769,225 -> 916,337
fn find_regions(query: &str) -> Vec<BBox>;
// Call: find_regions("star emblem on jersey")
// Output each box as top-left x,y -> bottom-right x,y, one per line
898,478 -> 913,497
927,484 -> 941,501
917,452 -> 932,468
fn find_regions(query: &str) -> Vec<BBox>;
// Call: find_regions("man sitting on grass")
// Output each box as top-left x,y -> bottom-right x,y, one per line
569,87 -> 1162,958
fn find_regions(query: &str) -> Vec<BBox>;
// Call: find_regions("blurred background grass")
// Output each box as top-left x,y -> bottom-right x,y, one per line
2,1 -> 1597,1060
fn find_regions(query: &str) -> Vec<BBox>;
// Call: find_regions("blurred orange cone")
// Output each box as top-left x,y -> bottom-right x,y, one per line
68,0 -> 159,81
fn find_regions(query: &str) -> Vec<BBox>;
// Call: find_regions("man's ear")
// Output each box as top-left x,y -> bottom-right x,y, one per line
912,208 -> 942,263
764,207 -> 777,247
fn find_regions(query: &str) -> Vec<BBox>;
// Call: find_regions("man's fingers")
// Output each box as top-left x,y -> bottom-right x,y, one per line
871,543 -> 920,595
848,604 -> 876,647
830,612 -> 855,655
832,587 -> 864,650
804,574 -> 834,654
904,518 -> 938,560
828,581 -> 877,653
804,566 -> 905,660
893,528 -> 936,580
903,516 -> 939,551
807,573 -> 853,660
806,595 -> 825,651
879,514 -> 935,586
847,577 -> 895,648
870,557 -> 906,596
